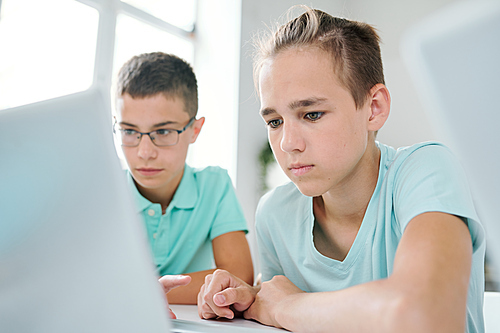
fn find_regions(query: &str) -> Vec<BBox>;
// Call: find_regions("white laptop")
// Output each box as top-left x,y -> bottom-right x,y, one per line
0,88 -> 279,332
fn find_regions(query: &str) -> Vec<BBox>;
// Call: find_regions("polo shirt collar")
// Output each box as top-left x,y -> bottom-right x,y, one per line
126,164 -> 198,212
170,164 -> 198,210
127,170 -> 152,213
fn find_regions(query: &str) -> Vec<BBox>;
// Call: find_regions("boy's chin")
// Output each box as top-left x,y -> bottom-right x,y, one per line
292,181 -> 327,198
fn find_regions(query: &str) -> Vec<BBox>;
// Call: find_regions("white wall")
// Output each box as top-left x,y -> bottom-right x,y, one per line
235,0 -> 459,273
188,0 -> 242,182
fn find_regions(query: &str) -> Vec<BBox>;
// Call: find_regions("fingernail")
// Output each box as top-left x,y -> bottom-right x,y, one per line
214,294 -> 225,305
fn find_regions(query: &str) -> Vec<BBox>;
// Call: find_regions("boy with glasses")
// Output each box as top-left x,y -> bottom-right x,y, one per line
114,52 -> 253,305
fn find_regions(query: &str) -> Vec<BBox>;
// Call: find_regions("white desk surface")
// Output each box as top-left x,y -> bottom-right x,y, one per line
170,304 -> 285,331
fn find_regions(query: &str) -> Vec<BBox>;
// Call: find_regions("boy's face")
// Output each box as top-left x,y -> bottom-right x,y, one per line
116,93 -> 203,197
259,47 -> 381,197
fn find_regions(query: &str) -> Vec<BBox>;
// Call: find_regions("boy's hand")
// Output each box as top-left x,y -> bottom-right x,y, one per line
158,275 -> 192,319
245,275 -> 304,328
197,269 -> 258,320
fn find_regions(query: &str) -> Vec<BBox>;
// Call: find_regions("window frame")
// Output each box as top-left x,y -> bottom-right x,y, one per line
74,0 -> 196,99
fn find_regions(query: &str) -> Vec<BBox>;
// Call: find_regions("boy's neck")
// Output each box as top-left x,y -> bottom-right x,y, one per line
313,141 -> 380,224
311,141 -> 381,261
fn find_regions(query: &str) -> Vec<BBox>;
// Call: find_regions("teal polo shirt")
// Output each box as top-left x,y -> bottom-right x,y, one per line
127,165 -> 248,276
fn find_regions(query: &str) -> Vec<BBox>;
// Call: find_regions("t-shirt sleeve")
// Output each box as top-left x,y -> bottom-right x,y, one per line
393,144 -> 484,250
255,192 -> 285,282
208,170 -> 248,240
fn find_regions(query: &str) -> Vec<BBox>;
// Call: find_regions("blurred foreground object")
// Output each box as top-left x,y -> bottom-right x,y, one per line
402,0 -> 500,291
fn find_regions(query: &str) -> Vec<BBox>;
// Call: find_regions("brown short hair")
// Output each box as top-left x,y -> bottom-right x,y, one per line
253,6 -> 385,109
116,52 -> 198,118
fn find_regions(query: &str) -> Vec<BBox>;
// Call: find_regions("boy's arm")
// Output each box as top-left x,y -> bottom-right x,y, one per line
212,230 -> 254,286
166,231 -> 253,305
245,212 -> 472,332
166,269 -> 216,304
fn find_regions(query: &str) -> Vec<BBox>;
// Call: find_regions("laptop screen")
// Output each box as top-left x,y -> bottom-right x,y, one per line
0,88 -> 172,332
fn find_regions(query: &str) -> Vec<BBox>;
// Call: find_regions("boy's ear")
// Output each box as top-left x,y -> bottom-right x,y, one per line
189,117 -> 205,144
367,83 -> 390,131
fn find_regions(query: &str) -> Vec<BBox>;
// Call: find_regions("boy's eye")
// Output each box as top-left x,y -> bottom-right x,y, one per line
305,112 -> 324,121
122,129 -> 138,136
267,119 -> 283,129
155,129 -> 173,136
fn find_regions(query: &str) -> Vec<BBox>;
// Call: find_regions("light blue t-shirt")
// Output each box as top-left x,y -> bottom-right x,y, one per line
256,142 -> 485,333
128,164 -> 248,276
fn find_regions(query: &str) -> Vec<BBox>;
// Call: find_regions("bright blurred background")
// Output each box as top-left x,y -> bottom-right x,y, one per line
0,0 -> 498,289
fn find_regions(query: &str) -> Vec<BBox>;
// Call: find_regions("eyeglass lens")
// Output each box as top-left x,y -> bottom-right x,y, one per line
119,129 -> 179,147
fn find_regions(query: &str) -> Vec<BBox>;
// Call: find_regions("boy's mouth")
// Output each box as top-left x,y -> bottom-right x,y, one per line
289,164 -> 313,177
136,168 -> 163,176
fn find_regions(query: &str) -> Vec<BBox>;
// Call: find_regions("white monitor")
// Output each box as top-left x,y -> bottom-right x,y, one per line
402,0 -> 500,290
0,88 -> 172,332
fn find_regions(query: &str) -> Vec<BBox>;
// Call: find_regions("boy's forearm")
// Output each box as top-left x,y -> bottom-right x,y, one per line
273,279 -> 402,332
275,279 -> 454,333
213,231 -> 254,286
166,269 -> 216,305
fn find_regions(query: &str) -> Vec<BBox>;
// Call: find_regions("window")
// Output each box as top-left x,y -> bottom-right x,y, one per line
0,0 -> 195,110
114,14 -> 194,75
0,0 -> 240,182
120,0 -> 196,31
0,0 -> 98,110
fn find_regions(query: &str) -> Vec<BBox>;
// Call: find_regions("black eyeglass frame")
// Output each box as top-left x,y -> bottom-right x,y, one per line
113,117 -> 195,147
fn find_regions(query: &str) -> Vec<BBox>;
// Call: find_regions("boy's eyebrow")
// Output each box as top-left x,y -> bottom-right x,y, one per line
118,121 -> 138,128
260,97 -> 328,117
288,97 -> 328,110
118,121 -> 179,128
151,121 -> 179,128
260,108 -> 277,117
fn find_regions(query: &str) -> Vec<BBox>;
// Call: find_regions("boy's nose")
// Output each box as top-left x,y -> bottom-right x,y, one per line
137,134 -> 158,160
280,123 -> 305,153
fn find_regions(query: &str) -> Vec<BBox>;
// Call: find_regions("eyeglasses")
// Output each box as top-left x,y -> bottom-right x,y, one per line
113,117 -> 195,147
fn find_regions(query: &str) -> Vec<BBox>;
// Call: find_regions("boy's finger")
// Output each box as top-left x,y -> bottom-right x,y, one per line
213,287 -> 255,312
204,273 -> 213,286
159,275 -> 192,293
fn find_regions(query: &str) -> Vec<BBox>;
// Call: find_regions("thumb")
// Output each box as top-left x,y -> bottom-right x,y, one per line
213,286 -> 255,311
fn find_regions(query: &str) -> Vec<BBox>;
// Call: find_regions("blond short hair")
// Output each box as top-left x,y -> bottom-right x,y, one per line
253,6 -> 385,109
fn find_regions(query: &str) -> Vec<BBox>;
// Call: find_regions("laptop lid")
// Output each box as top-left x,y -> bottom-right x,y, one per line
0,88 -> 172,332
